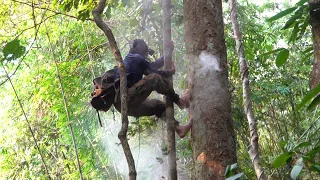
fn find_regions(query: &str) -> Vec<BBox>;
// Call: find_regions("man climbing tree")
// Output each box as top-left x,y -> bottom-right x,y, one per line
91,39 -> 192,138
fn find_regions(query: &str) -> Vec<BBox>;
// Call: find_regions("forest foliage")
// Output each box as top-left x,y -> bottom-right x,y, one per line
0,0 -> 319,179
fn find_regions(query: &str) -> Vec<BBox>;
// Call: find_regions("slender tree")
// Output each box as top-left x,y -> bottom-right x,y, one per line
162,0 -> 178,179
184,0 -> 237,179
1,63 -> 51,179
308,0 -> 320,89
230,0 -> 266,179
44,23 -> 84,180
92,1 -> 136,179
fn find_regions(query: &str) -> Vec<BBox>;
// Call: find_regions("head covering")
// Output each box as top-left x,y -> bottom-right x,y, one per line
129,39 -> 154,56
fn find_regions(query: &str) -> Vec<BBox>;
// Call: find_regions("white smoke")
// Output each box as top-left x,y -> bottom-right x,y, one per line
199,51 -> 222,73
100,114 -> 176,180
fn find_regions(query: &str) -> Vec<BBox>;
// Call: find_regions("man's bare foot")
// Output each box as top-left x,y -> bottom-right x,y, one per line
175,119 -> 193,138
177,89 -> 191,109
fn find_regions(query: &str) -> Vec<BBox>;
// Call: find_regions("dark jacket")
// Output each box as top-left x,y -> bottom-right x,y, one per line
114,53 -> 170,88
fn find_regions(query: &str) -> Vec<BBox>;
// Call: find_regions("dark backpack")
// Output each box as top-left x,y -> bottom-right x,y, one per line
90,67 -> 118,112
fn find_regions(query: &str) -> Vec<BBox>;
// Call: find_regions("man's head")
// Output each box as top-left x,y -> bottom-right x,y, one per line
130,39 -> 154,58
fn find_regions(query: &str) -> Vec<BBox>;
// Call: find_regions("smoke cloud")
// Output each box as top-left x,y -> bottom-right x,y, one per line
100,114 -> 188,180
199,51 -> 222,73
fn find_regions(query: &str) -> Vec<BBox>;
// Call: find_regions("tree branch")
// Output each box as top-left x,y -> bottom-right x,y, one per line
92,0 -> 136,179
12,0 -> 94,21
163,0 -> 177,179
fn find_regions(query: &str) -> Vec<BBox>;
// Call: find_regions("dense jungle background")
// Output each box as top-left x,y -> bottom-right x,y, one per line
0,0 -> 319,179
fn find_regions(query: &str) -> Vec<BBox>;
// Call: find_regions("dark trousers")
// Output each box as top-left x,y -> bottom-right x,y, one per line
114,74 -> 179,119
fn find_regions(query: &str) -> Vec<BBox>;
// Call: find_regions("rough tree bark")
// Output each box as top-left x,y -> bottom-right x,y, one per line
230,0 -> 266,179
162,0 -> 177,179
184,0 -> 237,179
309,0 -> 320,89
92,1 -> 137,179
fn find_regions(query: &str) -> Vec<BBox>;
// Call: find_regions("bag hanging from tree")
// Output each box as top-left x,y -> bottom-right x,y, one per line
90,67 -> 118,112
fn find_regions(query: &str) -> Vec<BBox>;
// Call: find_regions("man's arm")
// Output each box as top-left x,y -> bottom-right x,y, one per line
144,41 -> 175,76
144,67 -> 171,77
141,58 -> 175,77
149,56 -> 164,70
149,41 -> 174,70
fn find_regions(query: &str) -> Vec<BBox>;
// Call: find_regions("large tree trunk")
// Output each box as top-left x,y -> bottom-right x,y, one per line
162,0 -> 177,179
309,0 -> 320,89
230,0 -> 266,179
184,0 -> 237,179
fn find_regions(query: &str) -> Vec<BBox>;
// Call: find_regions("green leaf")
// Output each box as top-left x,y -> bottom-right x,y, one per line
298,16 -> 310,39
225,165 -> 231,176
225,163 -> 238,177
297,84 -> 320,110
289,23 -> 299,43
301,52 -> 314,62
267,7 -> 298,22
273,152 -> 293,168
3,39 -> 26,61
302,47 -> 314,54
276,49 -> 290,67
310,165 -> 320,172
294,142 -> 312,151
307,94 -> 320,111
260,48 -> 285,57
296,0 -> 308,6
282,15 -> 299,30
78,9 -> 91,21
230,163 -> 238,171
279,140 -> 287,149
282,6 -> 305,30
291,158 -> 303,179
303,146 -> 319,162
52,0 -> 58,6
226,172 -> 244,180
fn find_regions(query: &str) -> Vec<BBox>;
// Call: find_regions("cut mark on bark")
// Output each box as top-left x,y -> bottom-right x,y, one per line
196,152 -> 224,174
199,51 -> 222,73
197,152 -> 207,164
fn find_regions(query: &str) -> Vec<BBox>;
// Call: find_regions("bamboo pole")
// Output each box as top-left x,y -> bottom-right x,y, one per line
230,0 -> 266,179
92,1 -> 136,179
43,22 -> 84,179
162,0 -> 177,179
1,62 -> 51,179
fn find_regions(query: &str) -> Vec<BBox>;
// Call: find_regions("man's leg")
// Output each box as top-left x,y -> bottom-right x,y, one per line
127,99 -> 166,118
127,73 -> 189,108
115,98 -> 192,138
174,109 -> 193,138
113,73 -> 192,137
158,110 -> 193,138
131,99 -> 192,138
